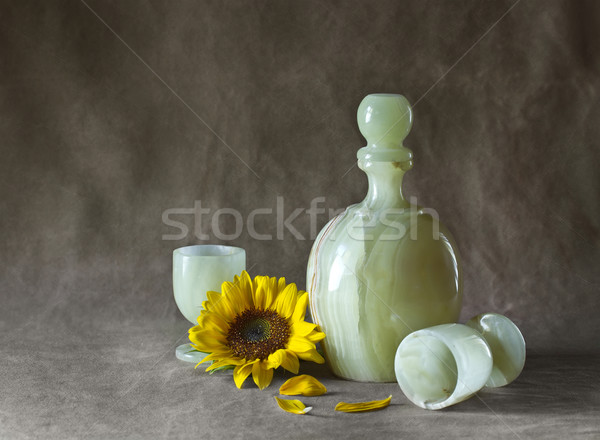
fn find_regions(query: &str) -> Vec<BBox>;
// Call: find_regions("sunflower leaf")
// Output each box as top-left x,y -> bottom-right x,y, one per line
208,364 -> 236,374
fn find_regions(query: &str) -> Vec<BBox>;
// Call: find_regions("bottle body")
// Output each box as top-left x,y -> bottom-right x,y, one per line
307,201 -> 462,382
307,93 -> 463,382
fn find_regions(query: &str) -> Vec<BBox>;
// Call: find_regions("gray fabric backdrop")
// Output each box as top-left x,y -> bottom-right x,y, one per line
2,0 -> 599,360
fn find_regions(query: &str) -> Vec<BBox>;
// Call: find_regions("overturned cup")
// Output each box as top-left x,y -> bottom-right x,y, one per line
465,313 -> 526,388
394,314 -> 525,410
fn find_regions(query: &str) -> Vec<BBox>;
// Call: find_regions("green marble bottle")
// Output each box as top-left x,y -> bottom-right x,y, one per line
306,94 -> 462,382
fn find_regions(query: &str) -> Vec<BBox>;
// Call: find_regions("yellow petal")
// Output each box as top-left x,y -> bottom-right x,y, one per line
291,291 -> 309,322
254,276 -> 275,310
306,330 -> 326,343
252,361 -> 274,390
196,313 -> 230,335
233,362 -> 254,389
277,276 -> 287,294
254,277 -> 266,308
335,395 -> 392,413
267,349 -> 285,369
222,281 -> 250,314
266,276 -> 279,308
200,301 -> 210,317
233,271 -> 254,301
279,375 -> 327,396
188,324 -> 227,342
252,275 -> 264,296
279,350 -> 299,374
230,271 -> 255,309
273,397 -> 312,415
194,350 -> 233,367
205,290 -> 223,306
205,290 -> 237,321
296,349 -> 325,364
205,359 -> 237,372
291,321 -> 317,337
273,283 -> 297,318
188,331 -> 228,352
287,336 -> 316,353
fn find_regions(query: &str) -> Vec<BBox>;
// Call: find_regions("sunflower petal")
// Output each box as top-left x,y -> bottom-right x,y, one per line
335,395 -> 392,413
188,323 -> 228,341
233,363 -> 254,389
287,336 -> 316,353
254,276 -> 275,310
230,271 -> 254,310
274,397 -> 312,415
267,276 -> 278,308
292,291 -> 309,322
234,271 -> 254,299
274,283 -> 298,318
188,332 -> 228,353
205,359 -> 238,372
205,290 -> 237,321
222,281 -> 250,314
291,321 -> 317,337
279,375 -> 327,396
252,275 -> 264,296
197,313 -> 230,335
252,361 -> 274,390
280,350 -> 300,374
277,276 -> 286,294
267,349 -> 285,369
205,290 -> 223,305
200,301 -> 210,318
195,350 -> 234,366
254,277 -> 266,308
296,349 -> 325,364
306,330 -> 326,343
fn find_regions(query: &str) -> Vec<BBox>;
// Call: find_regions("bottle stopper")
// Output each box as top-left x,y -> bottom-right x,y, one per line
356,94 -> 414,164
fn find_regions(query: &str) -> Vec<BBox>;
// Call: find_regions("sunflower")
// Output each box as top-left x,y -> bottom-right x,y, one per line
189,270 -> 326,390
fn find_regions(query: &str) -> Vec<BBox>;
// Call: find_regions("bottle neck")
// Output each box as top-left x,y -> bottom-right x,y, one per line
359,160 -> 411,210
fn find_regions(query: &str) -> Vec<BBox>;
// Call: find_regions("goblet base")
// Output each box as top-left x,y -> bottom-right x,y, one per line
175,344 -> 208,363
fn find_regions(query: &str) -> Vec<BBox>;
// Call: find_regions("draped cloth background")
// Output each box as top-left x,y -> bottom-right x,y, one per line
1,0 -> 599,438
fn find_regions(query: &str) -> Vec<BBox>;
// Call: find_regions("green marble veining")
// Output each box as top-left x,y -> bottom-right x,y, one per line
173,245 -> 246,324
173,245 -> 246,363
394,323 -> 493,409
466,313 -> 526,388
307,94 -> 463,382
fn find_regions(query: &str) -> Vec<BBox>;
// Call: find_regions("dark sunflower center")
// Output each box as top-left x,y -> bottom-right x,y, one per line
243,317 -> 270,342
226,308 -> 290,360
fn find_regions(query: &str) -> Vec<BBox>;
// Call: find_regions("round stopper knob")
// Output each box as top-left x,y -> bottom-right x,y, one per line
357,94 -> 413,148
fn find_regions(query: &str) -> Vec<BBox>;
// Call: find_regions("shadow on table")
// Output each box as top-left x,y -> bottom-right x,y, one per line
444,354 -> 600,415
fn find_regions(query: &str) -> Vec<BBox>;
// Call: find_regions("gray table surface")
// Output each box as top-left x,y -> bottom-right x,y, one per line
1,308 -> 598,440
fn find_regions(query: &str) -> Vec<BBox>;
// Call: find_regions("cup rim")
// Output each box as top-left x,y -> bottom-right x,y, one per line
173,244 -> 246,258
